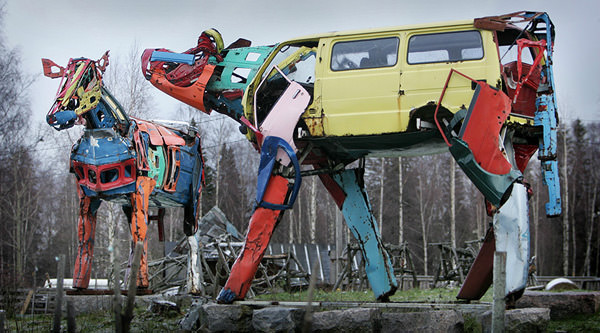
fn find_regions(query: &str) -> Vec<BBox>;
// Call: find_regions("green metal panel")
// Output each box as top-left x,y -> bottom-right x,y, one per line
449,138 -> 521,206
207,46 -> 276,91
148,145 -> 166,188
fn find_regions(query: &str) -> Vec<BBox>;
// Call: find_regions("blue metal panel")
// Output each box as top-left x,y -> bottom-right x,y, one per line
87,100 -> 117,129
255,136 -> 301,210
171,145 -> 195,205
535,95 -> 562,216
71,129 -> 135,166
151,51 -> 195,65
79,183 -> 136,198
332,169 -> 397,299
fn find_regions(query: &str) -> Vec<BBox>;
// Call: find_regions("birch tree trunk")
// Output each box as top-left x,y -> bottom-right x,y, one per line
418,176 -> 428,276
288,208 -> 294,244
475,194 -> 483,239
379,158 -> 385,236
562,131 -> 570,276
398,157 -> 403,244
309,178 -> 317,243
450,161 -> 456,249
215,145 -> 222,207
107,202 -> 117,288
571,183 -> 577,276
583,180 -> 597,276
533,179 -> 540,274
297,195 -> 302,243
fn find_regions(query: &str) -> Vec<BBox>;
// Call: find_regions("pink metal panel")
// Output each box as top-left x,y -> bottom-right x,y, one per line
259,81 -> 310,165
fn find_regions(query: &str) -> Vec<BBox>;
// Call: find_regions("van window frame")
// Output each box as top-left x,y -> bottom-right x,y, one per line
407,30 -> 484,65
330,36 -> 400,72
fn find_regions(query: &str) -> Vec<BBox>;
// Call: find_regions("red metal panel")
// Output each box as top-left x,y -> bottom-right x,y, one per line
72,159 -> 136,192
513,144 -> 538,173
72,195 -> 98,289
460,84 -> 512,175
149,64 -> 216,114
129,176 -> 156,288
222,175 -> 289,300
317,172 -> 347,209
164,146 -> 181,193
503,62 -> 540,117
457,228 -> 495,300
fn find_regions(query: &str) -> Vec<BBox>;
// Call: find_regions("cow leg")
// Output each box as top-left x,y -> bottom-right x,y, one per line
217,175 -> 290,303
319,168 -> 398,301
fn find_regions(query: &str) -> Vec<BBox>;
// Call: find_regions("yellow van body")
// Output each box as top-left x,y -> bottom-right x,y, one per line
243,19 -> 532,152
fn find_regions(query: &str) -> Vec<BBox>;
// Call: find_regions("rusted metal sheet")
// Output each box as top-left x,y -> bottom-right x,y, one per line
474,11 -> 546,31
457,228 -> 495,300
493,183 -> 529,297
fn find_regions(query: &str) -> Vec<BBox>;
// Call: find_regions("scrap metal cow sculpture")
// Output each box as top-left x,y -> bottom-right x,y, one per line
42,52 -> 205,292
142,11 -> 561,303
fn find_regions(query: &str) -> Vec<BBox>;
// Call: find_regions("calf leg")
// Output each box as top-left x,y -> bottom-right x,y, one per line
184,203 -> 204,295
128,176 -> 156,288
72,194 -> 101,289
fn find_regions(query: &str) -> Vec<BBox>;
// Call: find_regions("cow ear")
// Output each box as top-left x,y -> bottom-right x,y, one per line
96,50 -> 110,72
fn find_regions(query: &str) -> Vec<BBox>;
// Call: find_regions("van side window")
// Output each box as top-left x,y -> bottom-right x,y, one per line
407,30 -> 483,64
331,37 -> 399,71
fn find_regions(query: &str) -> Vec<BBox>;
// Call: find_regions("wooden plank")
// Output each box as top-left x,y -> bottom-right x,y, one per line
20,289 -> 33,315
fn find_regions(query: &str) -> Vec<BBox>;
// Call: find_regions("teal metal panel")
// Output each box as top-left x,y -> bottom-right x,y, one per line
333,169 -> 397,299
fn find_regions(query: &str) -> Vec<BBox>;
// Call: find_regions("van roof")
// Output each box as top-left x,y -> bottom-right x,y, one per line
288,19 -> 475,42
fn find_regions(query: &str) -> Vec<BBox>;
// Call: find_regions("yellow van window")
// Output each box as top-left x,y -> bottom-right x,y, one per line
331,37 -> 399,71
407,30 -> 483,64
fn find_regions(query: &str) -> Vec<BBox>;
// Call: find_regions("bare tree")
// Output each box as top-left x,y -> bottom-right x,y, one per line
104,42 -> 155,118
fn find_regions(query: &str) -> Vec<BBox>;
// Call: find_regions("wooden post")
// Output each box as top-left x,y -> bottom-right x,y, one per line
492,251 -> 506,333
122,241 -> 143,332
1,309 -> 5,333
113,247 -> 122,333
52,254 -> 65,333
302,262 -> 319,333
67,299 -> 76,333
20,290 -> 33,315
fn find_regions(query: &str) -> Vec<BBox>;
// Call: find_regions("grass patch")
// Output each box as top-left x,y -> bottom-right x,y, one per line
5,307 -> 184,332
252,287 -> 492,303
547,311 -> 600,332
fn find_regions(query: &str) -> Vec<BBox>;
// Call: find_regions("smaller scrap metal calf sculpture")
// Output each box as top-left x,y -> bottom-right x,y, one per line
42,52 -> 205,292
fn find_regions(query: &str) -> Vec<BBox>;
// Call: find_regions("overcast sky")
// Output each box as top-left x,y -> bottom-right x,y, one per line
4,0 -> 599,125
